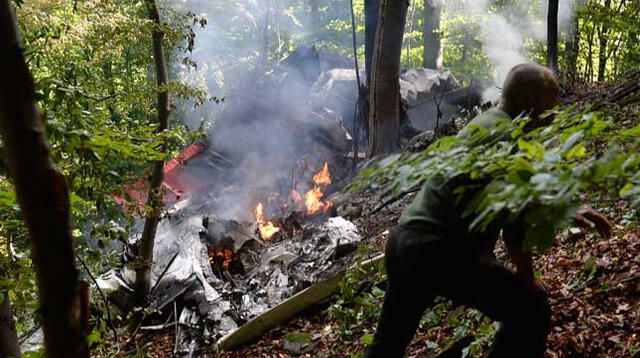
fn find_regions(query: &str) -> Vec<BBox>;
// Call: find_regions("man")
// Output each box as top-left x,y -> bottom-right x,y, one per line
363,64 -> 611,358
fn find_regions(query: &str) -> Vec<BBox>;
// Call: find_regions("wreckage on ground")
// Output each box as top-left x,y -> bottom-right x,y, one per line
95,46 -> 483,356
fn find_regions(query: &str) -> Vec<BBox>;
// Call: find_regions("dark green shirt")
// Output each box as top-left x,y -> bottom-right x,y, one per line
398,107 -> 523,251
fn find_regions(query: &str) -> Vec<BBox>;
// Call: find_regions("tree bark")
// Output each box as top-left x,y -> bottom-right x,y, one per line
132,0 -> 170,315
309,0 -> 320,40
586,19 -> 595,80
547,0 -> 559,75
259,0 -> 272,70
0,2 -> 88,357
565,11 -> 580,82
367,0 -> 408,158
596,0 -> 612,81
364,0 -> 380,86
0,291 -> 21,358
422,0 -> 441,69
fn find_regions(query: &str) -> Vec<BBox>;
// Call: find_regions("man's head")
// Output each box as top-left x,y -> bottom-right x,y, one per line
499,63 -> 560,120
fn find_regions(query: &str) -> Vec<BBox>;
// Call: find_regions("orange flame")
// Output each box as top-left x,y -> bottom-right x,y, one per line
305,186 -> 333,215
209,248 -> 235,269
304,162 -> 333,215
312,162 -> 332,186
255,202 -> 280,240
254,162 -> 333,238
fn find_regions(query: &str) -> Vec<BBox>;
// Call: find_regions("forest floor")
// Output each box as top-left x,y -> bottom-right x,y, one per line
132,77 -> 640,358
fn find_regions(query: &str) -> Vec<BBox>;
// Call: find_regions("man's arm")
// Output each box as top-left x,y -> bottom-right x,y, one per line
505,242 -> 547,294
506,244 -> 535,282
502,205 -> 611,292
503,220 -> 545,293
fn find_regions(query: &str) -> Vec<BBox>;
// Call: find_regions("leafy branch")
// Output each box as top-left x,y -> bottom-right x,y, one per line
348,107 -> 640,251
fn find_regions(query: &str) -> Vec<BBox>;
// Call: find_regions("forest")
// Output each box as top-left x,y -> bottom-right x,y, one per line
0,0 -> 639,357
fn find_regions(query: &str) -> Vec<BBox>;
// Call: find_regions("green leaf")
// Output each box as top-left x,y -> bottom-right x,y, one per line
561,131 -> 584,153
565,143 -> 587,159
517,139 -> 545,161
361,334 -> 374,345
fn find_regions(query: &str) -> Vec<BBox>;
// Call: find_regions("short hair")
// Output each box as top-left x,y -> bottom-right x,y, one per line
501,63 -> 558,112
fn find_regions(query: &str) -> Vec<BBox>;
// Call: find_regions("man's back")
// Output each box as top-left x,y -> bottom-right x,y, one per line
397,107 -> 512,251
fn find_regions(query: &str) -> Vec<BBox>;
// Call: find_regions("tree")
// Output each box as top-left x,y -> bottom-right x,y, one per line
0,290 -> 20,358
367,0 -> 408,157
259,0 -> 272,70
309,0 -> 321,40
565,6 -> 580,82
0,1 -> 88,357
423,0 -> 441,69
131,0 -> 171,319
547,0 -> 559,75
596,0 -> 612,81
364,0 -> 380,85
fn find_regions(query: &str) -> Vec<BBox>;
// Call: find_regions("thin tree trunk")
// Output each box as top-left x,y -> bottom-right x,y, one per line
309,0 -> 320,40
364,0 -> 380,86
259,0 -> 272,70
597,0 -> 612,81
547,0 -> 559,75
565,12 -> 580,82
0,2 -> 88,357
0,291 -> 21,358
405,0 -> 417,68
422,0 -> 441,69
132,0 -> 171,316
586,21 -> 594,80
367,0 -> 408,158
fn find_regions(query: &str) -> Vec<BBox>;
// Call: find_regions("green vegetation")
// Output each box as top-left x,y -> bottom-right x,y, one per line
349,107 -> 640,251
0,0 -> 638,356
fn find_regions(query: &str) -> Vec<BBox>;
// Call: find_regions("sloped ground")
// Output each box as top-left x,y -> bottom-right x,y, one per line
127,75 -> 640,357
207,200 -> 639,358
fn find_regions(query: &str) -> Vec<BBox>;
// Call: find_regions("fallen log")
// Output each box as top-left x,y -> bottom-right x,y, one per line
216,253 -> 385,351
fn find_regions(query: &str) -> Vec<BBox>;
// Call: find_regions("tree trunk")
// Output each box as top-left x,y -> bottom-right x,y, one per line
0,2 -> 88,357
547,0 -> 559,75
0,291 -> 21,358
586,20 -> 595,80
132,0 -> 171,316
422,0 -> 441,69
259,0 -> 272,70
364,0 -> 380,86
309,0 -> 320,40
367,0 -> 408,158
597,0 -> 612,81
565,12 -> 580,82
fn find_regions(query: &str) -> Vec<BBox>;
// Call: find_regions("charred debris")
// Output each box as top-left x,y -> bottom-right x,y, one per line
97,45 -> 483,356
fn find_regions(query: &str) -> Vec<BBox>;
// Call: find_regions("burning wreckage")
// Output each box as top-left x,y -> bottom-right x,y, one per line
98,46 -> 482,356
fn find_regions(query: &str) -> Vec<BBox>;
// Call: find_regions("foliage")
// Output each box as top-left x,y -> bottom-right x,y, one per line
2,0 -> 210,349
573,0 -> 640,81
329,245 -> 386,336
348,107 -> 640,251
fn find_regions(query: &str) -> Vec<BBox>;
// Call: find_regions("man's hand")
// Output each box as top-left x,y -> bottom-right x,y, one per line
572,206 -> 612,238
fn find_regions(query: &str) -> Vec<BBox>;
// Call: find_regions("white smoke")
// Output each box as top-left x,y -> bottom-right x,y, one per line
456,0 -> 577,100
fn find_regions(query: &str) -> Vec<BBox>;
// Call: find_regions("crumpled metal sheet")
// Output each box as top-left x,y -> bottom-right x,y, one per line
100,200 -> 362,357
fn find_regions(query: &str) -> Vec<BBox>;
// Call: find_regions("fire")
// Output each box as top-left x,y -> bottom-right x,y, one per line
312,162 -> 332,186
209,248 -> 236,269
305,186 -> 332,215
254,162 -> 333,239
255,202 -> 280,240
304,162 -> 333,215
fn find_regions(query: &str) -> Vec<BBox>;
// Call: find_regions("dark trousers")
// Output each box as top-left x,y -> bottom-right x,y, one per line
364,226 -> 551,358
